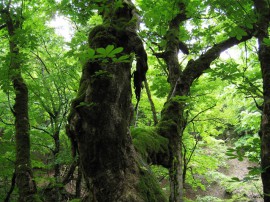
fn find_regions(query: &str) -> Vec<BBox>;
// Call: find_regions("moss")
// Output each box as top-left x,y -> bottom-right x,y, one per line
89,25 -> 118,49
161,100 -> 183,121
137,165 -> 167,202
157,119 -> 178,139
88,25 -> 106,38
131,127 -> 168,160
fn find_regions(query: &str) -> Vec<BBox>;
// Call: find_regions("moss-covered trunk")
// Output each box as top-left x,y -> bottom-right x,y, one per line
13,77 -> 37,201
73,61 -> 141,201
155,3 -> 188,201
154,2 -> 254,201
66,1 -> 165,201
253,0 -> 270,200
2,9 -> 38,201
158,101 -> 186,202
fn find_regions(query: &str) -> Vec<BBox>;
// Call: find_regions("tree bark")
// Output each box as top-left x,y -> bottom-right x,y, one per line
253,0 -> 270,200
1,8 -> 38,201
75,166 -> 82,198
66,1 -> 165,201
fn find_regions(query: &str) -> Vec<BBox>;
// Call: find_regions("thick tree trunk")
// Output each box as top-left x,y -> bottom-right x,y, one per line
67,1 -> 166,201
75,60 -> 141,201
2,9 -> 38,201
253,0 -> 270,200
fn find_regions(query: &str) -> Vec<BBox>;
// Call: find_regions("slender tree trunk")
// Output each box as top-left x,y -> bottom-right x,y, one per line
2,9 -> 38,201
53,129 -> 60,179
13,76 -> 37,201
144,78 -> 158,125
53,129 -> 61,201
253,0 -> 270,200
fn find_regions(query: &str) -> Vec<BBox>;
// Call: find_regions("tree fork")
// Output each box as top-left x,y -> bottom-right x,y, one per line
156,2 -> 254,201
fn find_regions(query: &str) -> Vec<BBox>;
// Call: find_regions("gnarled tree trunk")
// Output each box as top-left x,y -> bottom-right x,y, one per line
66,1 -> 165,201
155,2 -> 254,201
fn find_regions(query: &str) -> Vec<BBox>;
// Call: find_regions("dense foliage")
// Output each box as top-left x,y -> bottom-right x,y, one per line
0,0 -> 269,201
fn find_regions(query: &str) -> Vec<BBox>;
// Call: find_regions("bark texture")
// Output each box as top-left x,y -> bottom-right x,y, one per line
1,8 -> 38,202
253,0 -> 270,200
66,1 -> 165,201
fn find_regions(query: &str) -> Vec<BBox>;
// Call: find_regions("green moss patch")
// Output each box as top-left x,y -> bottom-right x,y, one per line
131,127 -> 168,161
137,164 -> 167,202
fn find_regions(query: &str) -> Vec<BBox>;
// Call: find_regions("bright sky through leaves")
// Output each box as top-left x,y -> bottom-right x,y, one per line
49,15 -> 74,42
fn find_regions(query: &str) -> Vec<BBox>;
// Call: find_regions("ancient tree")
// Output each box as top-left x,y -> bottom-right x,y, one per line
66,0 -> 165,201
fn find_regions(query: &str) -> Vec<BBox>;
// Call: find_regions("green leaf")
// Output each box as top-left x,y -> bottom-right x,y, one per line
236,35 -> 242,40
105,45 -> 115,54
248,166 -> 263,175
112,55 -> 130,63
108,47 -> 124,57
96,47 -> 106,55
230,177 -> 240,182
88,48 -> 96,58
246,23 -> 253,29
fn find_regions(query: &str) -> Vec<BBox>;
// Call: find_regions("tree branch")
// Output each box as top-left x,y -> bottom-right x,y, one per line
32,126 -> 51,136
62,159 -> 79,185
183,34 -> 254,87
0,117 -> 14,126
4,171 -> 16,202
30,51 -> 50,74
32,142 -> 54,153
187,105 -> 216,124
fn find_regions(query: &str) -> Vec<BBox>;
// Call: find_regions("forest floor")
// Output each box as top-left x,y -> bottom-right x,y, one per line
185,158 -> 263,201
